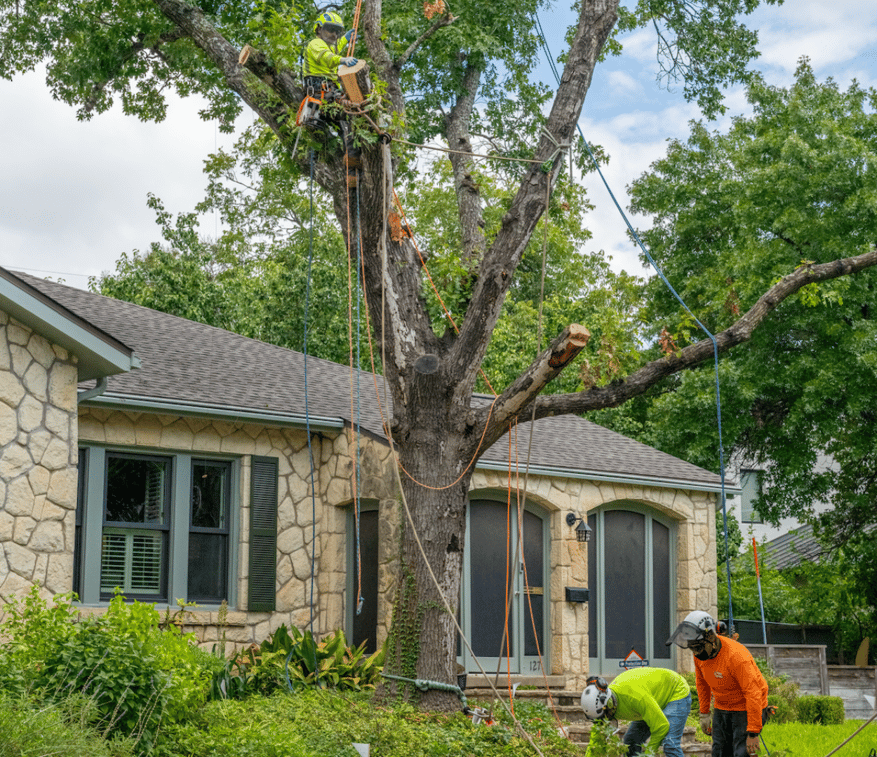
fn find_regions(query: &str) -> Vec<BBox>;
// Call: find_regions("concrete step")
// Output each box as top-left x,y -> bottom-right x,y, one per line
463,674 -> 569,690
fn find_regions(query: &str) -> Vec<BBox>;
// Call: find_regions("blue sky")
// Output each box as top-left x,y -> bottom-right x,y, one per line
1,0 -> 875,288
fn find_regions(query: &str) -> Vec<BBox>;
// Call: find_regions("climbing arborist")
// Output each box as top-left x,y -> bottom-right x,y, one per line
301,11 -> 361,182
580,668 -> 691,757
303,11 -> 357,92
668,610 -> 769,757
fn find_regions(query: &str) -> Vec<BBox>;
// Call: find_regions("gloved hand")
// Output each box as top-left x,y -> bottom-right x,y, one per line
746,734 -> 760,755
699,712 -> 712,735
345,29 -> 354,41
341,57 -> 358,66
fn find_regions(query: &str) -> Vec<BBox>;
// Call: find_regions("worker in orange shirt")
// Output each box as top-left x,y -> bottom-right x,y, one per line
668,611 -> 769,757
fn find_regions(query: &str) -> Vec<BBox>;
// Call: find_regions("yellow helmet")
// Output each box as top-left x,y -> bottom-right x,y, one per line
313,11 -> 344,34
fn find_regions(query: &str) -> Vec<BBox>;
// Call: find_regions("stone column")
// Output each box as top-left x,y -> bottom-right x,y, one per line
0,313 -> 79,601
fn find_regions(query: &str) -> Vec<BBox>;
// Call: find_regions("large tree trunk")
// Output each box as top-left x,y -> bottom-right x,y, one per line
380,373 -> 476,709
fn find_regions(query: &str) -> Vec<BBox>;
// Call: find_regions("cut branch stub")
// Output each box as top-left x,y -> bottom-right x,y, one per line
548,323 -> 591,369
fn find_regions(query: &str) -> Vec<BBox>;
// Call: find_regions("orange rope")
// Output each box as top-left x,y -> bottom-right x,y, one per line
348,0 -> 364,56
504,424 -> 515,714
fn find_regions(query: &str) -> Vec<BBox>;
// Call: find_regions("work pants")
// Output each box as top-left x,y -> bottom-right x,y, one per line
624,692 -> 691,757
711,705 -> 773,757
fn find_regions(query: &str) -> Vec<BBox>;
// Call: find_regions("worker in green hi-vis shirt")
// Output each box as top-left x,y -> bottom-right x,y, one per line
580,667 -> 692,757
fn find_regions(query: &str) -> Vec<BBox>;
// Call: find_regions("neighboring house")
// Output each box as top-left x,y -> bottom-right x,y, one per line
725,454 -> 834,544
1,267 -> 725,685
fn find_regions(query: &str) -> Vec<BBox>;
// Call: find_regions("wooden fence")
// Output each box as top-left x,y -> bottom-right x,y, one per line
746,644 -> 877,719
747,644 -> 829,695
827,666 -> 877,720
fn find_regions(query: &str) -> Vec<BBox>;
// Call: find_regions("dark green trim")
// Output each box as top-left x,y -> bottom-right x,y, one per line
248,456 -> 279,612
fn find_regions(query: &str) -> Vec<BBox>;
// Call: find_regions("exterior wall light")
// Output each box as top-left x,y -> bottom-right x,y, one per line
565,512 -> 592,542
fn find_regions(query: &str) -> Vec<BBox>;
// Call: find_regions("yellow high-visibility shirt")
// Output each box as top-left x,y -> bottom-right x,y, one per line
303,36 -> 349,79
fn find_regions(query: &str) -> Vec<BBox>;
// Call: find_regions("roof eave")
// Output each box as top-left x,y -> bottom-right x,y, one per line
0,268 -> 139,381
476,458 -> 737,495
80,392 -> 345,433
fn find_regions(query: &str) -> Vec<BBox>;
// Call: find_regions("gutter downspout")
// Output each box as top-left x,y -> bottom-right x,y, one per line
77,376 -> 108,404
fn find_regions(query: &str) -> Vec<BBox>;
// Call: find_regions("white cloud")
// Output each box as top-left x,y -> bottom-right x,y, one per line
0,69 -> 239,286
606,69 -> 642,96
753,0 -> 877,77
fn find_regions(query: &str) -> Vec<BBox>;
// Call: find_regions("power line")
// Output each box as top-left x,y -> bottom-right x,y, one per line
1,264 -> 92,279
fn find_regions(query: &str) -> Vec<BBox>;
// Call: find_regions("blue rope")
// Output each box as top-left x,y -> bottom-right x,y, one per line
533,16 -> 734,628
354,177 -> 364,616
294,147 -> 320,690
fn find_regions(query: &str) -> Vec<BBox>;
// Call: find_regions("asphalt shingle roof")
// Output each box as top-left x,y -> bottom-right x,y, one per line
760,524 -> 824,569
14,271 -> 722,489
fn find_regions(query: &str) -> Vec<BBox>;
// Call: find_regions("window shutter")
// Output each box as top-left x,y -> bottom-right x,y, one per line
248,456 -> 279,612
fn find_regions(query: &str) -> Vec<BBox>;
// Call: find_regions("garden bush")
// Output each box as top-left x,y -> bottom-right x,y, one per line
0,585 -> 79,695
1,588 -> 216,752
795,695 -> 845,725
160,688 -> 582,757
0,692 -> 134,757
210,624 -> 384,699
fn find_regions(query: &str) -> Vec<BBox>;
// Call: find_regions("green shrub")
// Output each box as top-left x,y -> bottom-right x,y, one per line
211,625 -> 385,699
2,590 -> 214,751
795,695 -> 845,725
0,585 -> 79,694
0,692 -> 134,757
160,689 -> 582,757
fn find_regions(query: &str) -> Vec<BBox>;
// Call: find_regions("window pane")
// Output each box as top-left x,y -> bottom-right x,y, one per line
652,521 -> 672,659
74,449 -> 86,599
352,510 -> 379,654
106,456 -> 168,524
192,461 -> 229,529
101,529 -> 164,595
188,533 -> 229,601
522,510 -> 544,657
469,501 -> 514,658
189,460 -> 231,602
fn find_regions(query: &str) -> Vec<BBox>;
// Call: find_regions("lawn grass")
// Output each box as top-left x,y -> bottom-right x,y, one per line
757,720 -> 877,757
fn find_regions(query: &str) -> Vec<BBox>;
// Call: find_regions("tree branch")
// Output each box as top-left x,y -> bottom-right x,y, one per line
392,14 -> 458,70
469,249 -> 877,449
481,324 -> 591,441
445,61 -> 487,266
150,0 -> 297,139
237,44 -> 301,106
448,0 -> 620,393
80,28 -> 187,117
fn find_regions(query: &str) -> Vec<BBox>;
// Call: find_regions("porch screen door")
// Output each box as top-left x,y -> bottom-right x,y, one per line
463,500 -> 547,674
588,505 -> 674,675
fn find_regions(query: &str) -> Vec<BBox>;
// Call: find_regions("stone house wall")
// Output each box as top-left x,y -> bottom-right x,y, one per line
78,409 -> 398,649
0,312 -> 79,601
78,409 -> 716,677
2,322 -> 716,681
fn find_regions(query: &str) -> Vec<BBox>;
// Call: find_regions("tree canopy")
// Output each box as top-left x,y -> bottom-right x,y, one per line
597,61 -> 877,549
